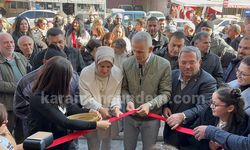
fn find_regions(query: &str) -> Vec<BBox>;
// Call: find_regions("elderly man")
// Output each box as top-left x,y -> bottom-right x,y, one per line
183,22 -> 196,46
224,24 -> 241,46
224,36 -> 250,82
0,33 -> 28,132
200,21 -> 237,69
122,31 -> 171,150
157,31 -> 185,70
231,16 -> 250,51
163,46 -> 217,148
192,32 -> 224,86
147,16 -> 168,53
17,35 -> 41,69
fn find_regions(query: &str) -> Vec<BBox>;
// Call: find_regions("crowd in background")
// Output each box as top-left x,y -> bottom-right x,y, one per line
0,10 -> 250,150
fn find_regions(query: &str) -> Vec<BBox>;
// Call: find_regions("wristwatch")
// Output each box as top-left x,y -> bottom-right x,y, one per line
147,102 -> 153,110
182,113 -> 187,121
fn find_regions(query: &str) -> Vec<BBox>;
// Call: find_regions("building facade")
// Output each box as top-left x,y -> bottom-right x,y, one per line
106,0 -> 171,15
1,0 -> 106,17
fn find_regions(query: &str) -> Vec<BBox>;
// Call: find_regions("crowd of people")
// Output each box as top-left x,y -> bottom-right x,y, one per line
0,10 -> 250,150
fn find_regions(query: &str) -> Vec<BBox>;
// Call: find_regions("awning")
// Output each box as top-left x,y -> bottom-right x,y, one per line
171,0 -> 250,8
171,0 -> 222,7
226,0 -> 250,9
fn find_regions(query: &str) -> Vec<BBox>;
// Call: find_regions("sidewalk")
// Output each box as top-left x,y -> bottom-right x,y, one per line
78,122 -> 165,149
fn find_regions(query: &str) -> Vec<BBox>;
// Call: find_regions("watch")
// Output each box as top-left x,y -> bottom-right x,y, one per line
147,102 -> 153,110
182,113 -> 187,121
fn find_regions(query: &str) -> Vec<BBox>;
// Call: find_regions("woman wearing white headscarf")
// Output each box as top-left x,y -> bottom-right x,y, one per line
79,46 -> 123,150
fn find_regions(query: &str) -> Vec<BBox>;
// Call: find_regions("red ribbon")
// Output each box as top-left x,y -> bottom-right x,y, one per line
47,130 -> 93,149
147,113 -> 194,136
47,110 -> 194,149
47,110 -> 137,149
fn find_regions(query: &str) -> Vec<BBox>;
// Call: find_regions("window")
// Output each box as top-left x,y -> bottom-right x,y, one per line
77,4 -> 84,10
10,2 -> 17,9
35,12 -> 44,19
46,12 -> 55,18
22,11 -> 35,19
23,2 -> 29,9
17,2 -> 24,8
220,21 -> 229,27
135,14 -> 145,20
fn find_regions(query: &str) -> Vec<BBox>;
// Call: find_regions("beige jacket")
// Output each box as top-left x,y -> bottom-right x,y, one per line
79,63 -> 123,110
79,63 -> 123,138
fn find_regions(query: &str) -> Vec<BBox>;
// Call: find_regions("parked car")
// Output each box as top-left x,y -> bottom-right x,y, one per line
146,11 -> 165,20
173,18 -> 192,31
105,11 -> 146,27
213,18 -> 239,34
7,10 -> 57,27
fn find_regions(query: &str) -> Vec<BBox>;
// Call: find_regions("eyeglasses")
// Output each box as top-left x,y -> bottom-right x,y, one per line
210,102 -> 226,109
236,68 -> 250,78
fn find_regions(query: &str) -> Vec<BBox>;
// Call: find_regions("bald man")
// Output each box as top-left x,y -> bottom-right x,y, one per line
18,36 -> 34,59
0,32 -> 28,133
17,36 -> 40,70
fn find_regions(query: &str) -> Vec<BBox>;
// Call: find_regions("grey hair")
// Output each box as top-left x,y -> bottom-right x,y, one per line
112,38 -> 126,49
0,32 -> 12,40
17,35 -> 34,47
191,32 -> 210,45
242,36 -> 250,41
132,31 -> 152,48
178,46 -> 201,61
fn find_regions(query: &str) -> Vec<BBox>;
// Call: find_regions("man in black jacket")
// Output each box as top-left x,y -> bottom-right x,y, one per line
32,27 -> 85,74
156,31 -> 185,70
192,32 -> 224,86
224,36 -> 250,82
146,16 -> 168,53
163,46 -> 217,148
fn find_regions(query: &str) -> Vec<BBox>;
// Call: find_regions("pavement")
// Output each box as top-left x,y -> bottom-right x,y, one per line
78,122 -> 165,149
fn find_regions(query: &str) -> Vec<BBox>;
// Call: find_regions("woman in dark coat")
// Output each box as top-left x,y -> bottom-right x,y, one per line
28,56 -> 110,150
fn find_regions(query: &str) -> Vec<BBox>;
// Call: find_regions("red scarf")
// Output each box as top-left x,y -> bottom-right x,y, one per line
71,31 -> 77,48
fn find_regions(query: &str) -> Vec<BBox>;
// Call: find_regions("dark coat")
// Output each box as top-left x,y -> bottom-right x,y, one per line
64,46 -> 85,74
152,32 -> 168,53
28,91 -> 96,150
223,58 -> 241,83
201,52 -> 224,86
81,51 -> 94,67
230,36 -> 243,51
155,46 -> 178,70
31,46 -> 85,74
14,66 -> 81,139
163,69 -> 217,147
185,36 -> 193,46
